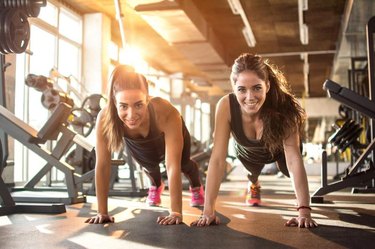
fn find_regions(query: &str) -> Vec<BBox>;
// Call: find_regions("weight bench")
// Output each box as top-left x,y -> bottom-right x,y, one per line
0,103 -> 94,205
86,147 -> 148,197
311,79 -> 375,203
2,136 -> 62,215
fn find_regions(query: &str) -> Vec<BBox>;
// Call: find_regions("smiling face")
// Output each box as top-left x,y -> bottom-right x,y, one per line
232,70 -> 270,116
115,88 -> 149,130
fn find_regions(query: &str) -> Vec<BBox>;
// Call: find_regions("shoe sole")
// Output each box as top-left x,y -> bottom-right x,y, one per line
245,200 -> 261,206
147,202 -> 161,206
190,203 -> 204,207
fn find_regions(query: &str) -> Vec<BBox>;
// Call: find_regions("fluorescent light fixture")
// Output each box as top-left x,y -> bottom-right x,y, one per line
242,27 -> 256,47
227,0 -> 256,47
114,0 -> 126,48
301,53 -> 309,97
298,0 -> 308,45
227,0 -> 240,14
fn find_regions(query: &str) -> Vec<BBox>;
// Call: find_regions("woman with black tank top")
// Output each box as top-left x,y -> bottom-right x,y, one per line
85,65 -> 204,225
191,53 -> 317,228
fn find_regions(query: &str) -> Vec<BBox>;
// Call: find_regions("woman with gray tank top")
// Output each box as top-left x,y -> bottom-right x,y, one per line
191,53 -> 317,228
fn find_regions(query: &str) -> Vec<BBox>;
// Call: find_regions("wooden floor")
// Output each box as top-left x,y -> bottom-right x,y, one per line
1,167 -> 374,249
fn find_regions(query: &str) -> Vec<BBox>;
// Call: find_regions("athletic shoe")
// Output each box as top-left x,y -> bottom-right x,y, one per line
190,185 -> 205,207
246,182 -> 261,206
147,182 -> 164,206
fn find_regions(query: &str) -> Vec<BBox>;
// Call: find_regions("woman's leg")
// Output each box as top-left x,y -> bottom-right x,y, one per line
141,163 -> 164,206
239,157 -> 264,184
142,164 -> 163,187
181,159 -> 201,188
239,157 -> 263,206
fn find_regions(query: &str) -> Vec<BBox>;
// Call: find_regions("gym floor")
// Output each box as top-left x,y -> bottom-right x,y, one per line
1,165 -> 374,249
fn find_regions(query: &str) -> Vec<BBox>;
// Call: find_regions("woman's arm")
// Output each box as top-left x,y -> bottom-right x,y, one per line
155,99 -> 184,225
85,109 -> 114,224
192,96 -> 231,226
283,131 -> 317,228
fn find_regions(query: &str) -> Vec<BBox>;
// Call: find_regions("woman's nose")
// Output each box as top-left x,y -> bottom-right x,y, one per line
127,107 -> 135,118
246,90 -> 253,99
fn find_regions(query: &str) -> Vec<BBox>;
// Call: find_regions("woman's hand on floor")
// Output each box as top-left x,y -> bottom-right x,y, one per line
190,213 -> 220,227
85,213 -> 115,224
157,212 -> 183,225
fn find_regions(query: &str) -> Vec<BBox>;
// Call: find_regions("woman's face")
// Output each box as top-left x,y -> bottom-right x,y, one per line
115,88 -> 148,129
233,70 -> 269,116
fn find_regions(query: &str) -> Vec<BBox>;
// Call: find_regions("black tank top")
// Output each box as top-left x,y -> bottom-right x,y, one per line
124,101 -> 191,167
124,102 -> 166,166
228,93 -> 282,165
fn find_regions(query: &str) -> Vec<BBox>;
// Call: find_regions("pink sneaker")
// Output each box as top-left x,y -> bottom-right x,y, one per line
245,182 -> 261,206
190,185 -> 205,207
147,182 -> 164,206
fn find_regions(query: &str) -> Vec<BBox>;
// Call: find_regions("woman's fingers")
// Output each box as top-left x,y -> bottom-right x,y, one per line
157,215 -> 182,225
85,214 -> 114,224
285,217 -> 318,228
190,214 -> 220,227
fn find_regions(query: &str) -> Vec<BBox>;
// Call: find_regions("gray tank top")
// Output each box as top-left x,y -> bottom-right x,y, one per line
228,93 -> 282,165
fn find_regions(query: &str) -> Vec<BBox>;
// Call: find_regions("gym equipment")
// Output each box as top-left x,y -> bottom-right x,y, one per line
67,93 -> 106,137
0,102 -> 96,204
25,74 -> 75,111
0,0 -> 46,54
68,107 -> 94,137
86,147 -> 148,197
0,0 -> 47,18
311,79 -> 375,203
0,1 -> 64,215
0,103 -> 68,214
328,119 -> 364,152
81,94 -> 106,121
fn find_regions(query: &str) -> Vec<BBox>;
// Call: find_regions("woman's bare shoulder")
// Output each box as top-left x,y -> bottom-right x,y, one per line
149,97 -> 175,113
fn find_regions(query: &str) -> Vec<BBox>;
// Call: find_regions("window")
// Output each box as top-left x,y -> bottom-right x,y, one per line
14,1 -> 82,182
59,8 -> 82,44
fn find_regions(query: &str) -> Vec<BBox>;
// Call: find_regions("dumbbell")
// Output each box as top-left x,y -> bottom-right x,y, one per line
25,74 -> 54,91
328,119 -> 356,144
337,125 -> 363,152
41,88 -> 74,111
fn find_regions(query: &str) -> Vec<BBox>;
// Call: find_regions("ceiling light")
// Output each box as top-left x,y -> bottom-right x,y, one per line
298,0 -> 309,45
227,0 -> 240,14
114,0 -> 126,48
242,27 -> 256,47
227,0 -> 256,47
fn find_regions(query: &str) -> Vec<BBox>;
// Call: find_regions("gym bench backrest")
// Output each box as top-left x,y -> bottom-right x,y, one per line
0,103 -> 72,144
323,79 -> 375,119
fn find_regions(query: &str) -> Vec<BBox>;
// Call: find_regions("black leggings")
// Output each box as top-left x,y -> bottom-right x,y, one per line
142,159 -> 201,188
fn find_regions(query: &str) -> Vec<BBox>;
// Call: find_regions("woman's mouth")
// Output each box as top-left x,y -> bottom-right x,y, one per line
125,119 -> 139,126
244,101 -> 257,108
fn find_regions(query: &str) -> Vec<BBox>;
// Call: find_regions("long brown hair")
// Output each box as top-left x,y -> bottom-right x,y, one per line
101,65 -> 149,152
230,53 -> 306,155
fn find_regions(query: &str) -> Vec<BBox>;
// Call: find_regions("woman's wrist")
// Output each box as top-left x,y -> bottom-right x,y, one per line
297,206 -> 312,218
202,209 -> 215,217
169,211 -> 182,218
297,205 -> 311,211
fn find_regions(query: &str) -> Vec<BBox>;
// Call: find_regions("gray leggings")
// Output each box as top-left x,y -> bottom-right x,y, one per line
238,153 -> 290,184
